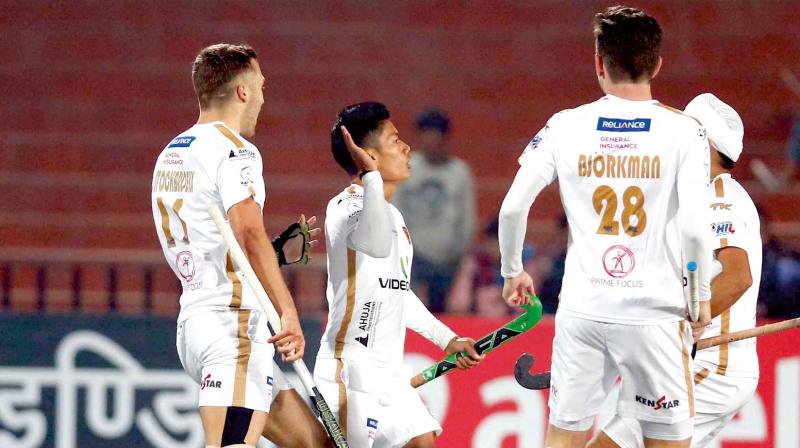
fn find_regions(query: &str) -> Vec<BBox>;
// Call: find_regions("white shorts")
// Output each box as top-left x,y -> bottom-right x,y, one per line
314,357 -> 441,448
177,309 -> 291,412
549,312 -> 695,433
603,370 -> 758,447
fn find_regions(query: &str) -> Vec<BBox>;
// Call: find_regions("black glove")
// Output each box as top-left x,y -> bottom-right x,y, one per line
272,221 -> 311,266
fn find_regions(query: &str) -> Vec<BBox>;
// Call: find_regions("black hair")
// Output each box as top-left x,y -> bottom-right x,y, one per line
593,6 -> 662,82
719,150 -> 736,171
415,108 -> 450,134
331,102 -> 390,176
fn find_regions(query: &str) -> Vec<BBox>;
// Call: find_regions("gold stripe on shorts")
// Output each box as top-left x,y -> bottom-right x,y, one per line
334,249 -> 357,358
694,367 -> 711,385
215,123 -> 244,148
225,251 -> 243,309
717,310 -> 731,375
335,358 -> 348,437
233,309 -> 251,407
678,321 -> 695,417
720,238 -> 728,248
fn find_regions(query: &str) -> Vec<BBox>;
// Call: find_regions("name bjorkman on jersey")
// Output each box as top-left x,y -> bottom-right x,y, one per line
578,154 -> 661,179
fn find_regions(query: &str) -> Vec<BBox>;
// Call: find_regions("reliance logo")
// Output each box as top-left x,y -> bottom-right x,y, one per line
597,117 -> 651,132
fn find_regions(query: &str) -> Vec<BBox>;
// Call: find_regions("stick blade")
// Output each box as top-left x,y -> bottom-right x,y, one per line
514,353 -> 551,390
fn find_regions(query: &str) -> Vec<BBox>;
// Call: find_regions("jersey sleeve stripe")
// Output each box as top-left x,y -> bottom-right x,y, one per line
214,123 -> 245,148
678,321 -> 695,417
233,309 -> 252,407
714,178 -> 725,198
716,310 -> 731,376
334,249 -> 357,358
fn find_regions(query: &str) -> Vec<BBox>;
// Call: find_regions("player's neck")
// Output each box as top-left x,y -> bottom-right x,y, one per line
603,82 -> 653,101
383,182 -> 397,201
197,108 -> 243,134
711,165 -> 730,179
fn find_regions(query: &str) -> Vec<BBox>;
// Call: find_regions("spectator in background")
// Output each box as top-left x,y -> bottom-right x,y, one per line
394,109 -> 476,312
448,219 -> 534,317
758,206 -> 800,318
535,215 -> 568,314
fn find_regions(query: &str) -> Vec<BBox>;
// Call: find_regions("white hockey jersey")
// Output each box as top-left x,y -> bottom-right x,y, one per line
695,174 -> 762,378
501,95 -> 711,324
318,179 -> 454,366
151,121 -> 266,323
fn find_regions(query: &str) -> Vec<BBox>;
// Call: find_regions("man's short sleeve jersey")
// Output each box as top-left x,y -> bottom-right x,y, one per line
151,122 -> 266,323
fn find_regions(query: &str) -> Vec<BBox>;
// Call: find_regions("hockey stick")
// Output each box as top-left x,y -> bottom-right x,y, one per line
687,261 -> 700,322
514,316 -> 800,390
410,294 -> 543,388
209,206 -> 349,448
696,316 -> 800,350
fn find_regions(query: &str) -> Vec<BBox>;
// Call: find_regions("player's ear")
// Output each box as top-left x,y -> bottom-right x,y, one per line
650,56 -> 663,80
235,83 -> 247,102
595,53 -> 605,79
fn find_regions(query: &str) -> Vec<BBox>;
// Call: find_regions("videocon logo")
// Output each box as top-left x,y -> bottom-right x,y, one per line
400,256 -> 409,279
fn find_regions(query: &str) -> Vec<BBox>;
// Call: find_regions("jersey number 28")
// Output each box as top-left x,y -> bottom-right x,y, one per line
592,186 -> 647,237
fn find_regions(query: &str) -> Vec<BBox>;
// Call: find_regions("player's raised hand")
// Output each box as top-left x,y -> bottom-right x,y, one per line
268,311 -> 306,362
280,214 -> 320,264
341,125 -> 378,174
502,272 -> 535,307
445,337 -> 485,370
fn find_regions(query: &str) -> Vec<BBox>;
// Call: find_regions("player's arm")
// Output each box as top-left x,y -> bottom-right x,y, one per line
341,126 -> 393,258
710,246 -> 753,318
677,125 -> 714,330
499,124 -> 557,306
228,199 -> 305,361
403,292 -> 483,369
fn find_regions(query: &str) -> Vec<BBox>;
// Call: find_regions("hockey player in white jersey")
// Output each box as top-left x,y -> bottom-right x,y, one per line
594,95 -> 761,448
152,44 -> 328,448
315,102 -> 483,448
498,7 -> 713,448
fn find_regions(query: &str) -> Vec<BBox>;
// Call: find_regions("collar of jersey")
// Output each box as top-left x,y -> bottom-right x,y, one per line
603,94 -> 659,104
711,172 -> 732,184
